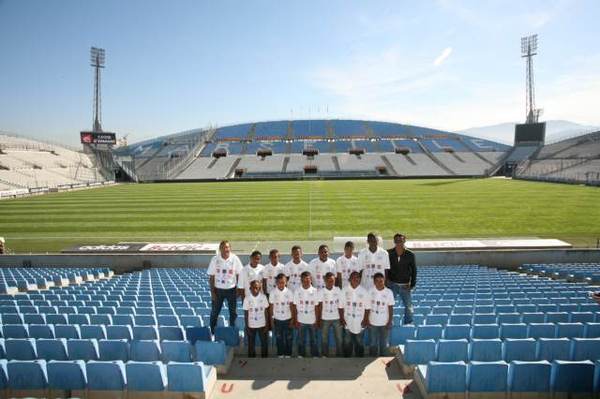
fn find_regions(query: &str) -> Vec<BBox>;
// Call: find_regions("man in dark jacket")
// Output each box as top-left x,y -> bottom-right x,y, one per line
386,233 -> 416,324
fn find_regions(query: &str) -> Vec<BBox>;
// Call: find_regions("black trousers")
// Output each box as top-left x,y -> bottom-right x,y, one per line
247,326 -> 268,358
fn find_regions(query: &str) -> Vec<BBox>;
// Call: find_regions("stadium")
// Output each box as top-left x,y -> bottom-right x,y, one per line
1,2 -> 600,399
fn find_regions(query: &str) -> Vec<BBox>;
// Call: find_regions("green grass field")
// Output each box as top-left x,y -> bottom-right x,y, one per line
1,178 -> 599,253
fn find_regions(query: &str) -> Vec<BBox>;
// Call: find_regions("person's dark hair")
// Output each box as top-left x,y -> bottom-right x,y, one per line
300,271 -> 311,279
373,272 -> 385,281
291,245 -> 302,252
324,272 -> 335,279
249,279 -> 261,287
367,232 -> 377,240
349,271 -> 361,280
394,233 -> 406,241
344,241 -> 354,249
219,240 -> 230,249
250,250 -> 262,258
318,244 -> 328,252
269,248 -> 279,256
275,273 -> 287,281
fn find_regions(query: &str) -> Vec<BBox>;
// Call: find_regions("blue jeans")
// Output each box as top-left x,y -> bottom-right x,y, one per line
321,319 -> 343,357
369,325 -> 390,356
274,319 -> 293,356
343,329 -> 365,357
210,287 -> 237,334
297,323 -> 319,357
390,282 -> 413,324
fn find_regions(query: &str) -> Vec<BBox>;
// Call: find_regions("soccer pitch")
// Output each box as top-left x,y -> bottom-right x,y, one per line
1,178 -> 599,253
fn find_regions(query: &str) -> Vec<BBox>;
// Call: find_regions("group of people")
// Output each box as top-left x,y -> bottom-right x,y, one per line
207,232 -> 417,358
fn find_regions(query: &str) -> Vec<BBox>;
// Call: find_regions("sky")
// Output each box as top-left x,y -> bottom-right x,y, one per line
0,0 -> 599,146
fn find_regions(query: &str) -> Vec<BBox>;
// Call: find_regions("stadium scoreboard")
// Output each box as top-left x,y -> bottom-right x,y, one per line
80,131 -> 117,145
514,122 -> 546,144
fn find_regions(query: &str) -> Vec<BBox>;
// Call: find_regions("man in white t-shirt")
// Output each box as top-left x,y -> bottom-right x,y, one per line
342,271 -> 371,357
358,232 -> 390,291
243,280 -> 270,358
319,272 -> 344,357
238,250 -> 265,299
336,240 -> 361,289
207,240 -> 244,334
263,249 -> 286,297
369,272 -> 395,356
269,273 -> 294,357
285,245 -> 311,292
292,271 -> 322,357
309,244 -> 337,290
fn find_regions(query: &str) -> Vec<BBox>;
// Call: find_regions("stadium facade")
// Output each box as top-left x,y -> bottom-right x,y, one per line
113,119 -> 513,182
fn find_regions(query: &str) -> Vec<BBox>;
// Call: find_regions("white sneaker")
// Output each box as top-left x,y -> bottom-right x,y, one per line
297,355 -> 303,358
284,355 -> 291,358
278,355 -> 284,358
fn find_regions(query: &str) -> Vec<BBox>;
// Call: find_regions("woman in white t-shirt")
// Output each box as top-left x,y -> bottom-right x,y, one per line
243,280 -> 270,358
368,272 -> 395,356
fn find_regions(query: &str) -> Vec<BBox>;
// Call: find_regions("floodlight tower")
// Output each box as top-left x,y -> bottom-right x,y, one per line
521,35 -> 540,124
90,47 -> 105,132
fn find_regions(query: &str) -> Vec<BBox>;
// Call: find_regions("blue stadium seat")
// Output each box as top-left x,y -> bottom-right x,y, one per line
497,313 -> 521,324
417,361 -> 467,394
130,340 -> 161,362
444,324 -> 471,340
45,314 -> 67,325
470,339 -> 503,361
448,314 -> 472,325
133,326 -> 158,340
135,315 -> 157,326
500,323 -> 528,339
80,325 -> 106,340
112,315 -> 134,325
158,326 -> 184,341
28,324 -> 54,339
1,314 -> 23,324
556,322 -> 585,338
86,360 -> 127,391
90,314 -> 111,325
508,361 -> 551,393
403,339 -> 437,365
584,322 -> 600,338
528,323 -> 557,339
167,362 -> 213,394
106,325 -> 133,340
195,340 -> 227,366
67,339 -> 99,361
54,324 -> 80,339
425,314 -> 448,326
522,312 -> 546,323
416,325 -> 443,340
179,315 -> 203,328
98,339 -> 129,361
3,324 -> 28,339
437,339 -> 468,362
215,326 -> 240,346
7,359 -> 48,393
157,315 -> 179,327
471,324 -> 500,339
126,361 -> 167,392
23,314 -> 45,324
68,314 -> 90,325
551,360 -> 595,394
161,340 -> 193,362
537,338 -> 572,361
570,338 -> 600,361
468,361 -> 509,393
503,338 -> 537,362
547,312 -> 570,323
5,338 -> 37,360
186,327 -> 212,344
47,360 -> 87,391
570,312 -> 595,323
473,314 -> 496,324
390,325 -> 415,345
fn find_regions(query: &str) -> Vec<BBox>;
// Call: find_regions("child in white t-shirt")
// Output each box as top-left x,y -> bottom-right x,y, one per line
292,271 -> 322,357
319,272 -> 344,356
263,248 -> 286,297
243,280 -> 270,358
369,272 -> 395,356
342,271 -> 371,357
269,272 -> 294,357
336,240 -> 361,289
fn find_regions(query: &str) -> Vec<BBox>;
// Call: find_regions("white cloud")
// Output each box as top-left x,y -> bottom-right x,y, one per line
434,47 -> 453,66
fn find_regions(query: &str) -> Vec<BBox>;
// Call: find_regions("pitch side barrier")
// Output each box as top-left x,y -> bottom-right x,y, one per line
1,248 -> 600,275
144,174 -> 485,184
